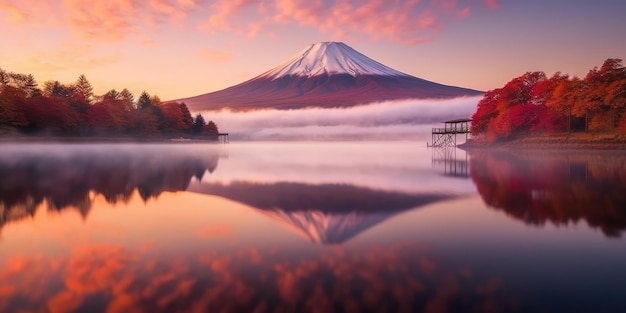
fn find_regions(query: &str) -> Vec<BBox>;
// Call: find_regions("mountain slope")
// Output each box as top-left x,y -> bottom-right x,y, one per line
178,42 -> 482,111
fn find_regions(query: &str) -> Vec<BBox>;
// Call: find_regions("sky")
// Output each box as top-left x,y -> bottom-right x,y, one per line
1,0 -> 625,102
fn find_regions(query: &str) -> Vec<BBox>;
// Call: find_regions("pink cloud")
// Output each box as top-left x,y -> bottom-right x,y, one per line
485,0 -> 501,9
200,0 -> 501,45
0,0 -> 502,46
457,7 -> 471,19
195,48 -> 236,64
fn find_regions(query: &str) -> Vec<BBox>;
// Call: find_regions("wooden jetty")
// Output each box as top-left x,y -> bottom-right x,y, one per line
218,133 -> 229,143
427,118 -> 471,147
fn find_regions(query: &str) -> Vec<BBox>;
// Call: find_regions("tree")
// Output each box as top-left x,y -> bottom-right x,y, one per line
206,120 -> 219,136
192,114 -> 205,135
471,88 -> 502,139
137,91 -> 153,109
180,102 -> 194,131
161,102 -> 191,133
119,88 -> 134,107
0,86 -> 28,129
546,77 -> 580,132
103,89 -> 120,101
73,74 -> 93,104
0,67 -> 8,89
43,80 -> 70,98
23,96 -> 80,132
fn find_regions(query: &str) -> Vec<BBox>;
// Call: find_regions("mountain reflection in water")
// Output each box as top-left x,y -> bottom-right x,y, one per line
188,181 -> 452,244
469,149 -> 626,237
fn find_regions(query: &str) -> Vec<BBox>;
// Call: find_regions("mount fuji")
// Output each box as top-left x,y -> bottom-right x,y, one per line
179,42 -> 482,111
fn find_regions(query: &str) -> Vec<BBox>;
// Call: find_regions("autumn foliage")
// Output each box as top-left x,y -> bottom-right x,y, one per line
0,69 -> 220,139
471,58 -> 626,142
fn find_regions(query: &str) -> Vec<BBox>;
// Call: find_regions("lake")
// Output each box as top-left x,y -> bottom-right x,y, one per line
1,142 -> 625,313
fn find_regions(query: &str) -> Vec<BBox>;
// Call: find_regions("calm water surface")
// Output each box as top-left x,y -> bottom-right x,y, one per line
1,142 -> 625,313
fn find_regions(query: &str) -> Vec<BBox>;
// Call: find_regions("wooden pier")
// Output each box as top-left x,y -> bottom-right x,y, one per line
218,133 -> 229,143
427,118 -> 471,147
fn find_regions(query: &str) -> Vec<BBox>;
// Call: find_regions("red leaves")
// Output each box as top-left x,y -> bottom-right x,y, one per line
471,58 -> 626,141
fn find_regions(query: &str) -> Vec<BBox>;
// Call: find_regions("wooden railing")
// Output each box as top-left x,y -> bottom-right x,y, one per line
431,125 -> 470,134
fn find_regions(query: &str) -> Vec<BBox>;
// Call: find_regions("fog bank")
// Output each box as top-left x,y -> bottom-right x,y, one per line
200,96 -> 481,140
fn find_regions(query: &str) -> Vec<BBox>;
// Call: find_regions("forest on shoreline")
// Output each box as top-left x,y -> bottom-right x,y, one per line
0,68 -> 219,139
471,58 -> 626,143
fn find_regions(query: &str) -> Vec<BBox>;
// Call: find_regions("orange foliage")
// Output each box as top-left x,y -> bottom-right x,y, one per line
472,58 -> 626,141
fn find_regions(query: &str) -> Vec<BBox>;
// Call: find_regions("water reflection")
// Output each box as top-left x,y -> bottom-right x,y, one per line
0,143 -> 459,244
189,181 -> 452,244
0,144 -> 221,232
2,143 -> 625,312
469,149 -> 626,237
430,147 -> 469,178
0,239 -> 518,313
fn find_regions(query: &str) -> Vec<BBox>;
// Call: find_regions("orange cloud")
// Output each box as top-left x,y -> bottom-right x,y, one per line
25,44 -> 124,71
0,0 -> 57,25
0,1 -> 27,23
0,0 -> 203,42
195,48 -> 236,64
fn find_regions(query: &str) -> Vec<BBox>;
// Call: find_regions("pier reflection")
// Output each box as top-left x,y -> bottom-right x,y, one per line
430,147 -> 469,178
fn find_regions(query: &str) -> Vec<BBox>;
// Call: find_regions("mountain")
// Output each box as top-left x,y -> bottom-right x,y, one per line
178,42 -> 483,111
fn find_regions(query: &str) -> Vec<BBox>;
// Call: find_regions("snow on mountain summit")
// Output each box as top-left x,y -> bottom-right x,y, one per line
177,41 -> 483,111
261,41 -> 410,79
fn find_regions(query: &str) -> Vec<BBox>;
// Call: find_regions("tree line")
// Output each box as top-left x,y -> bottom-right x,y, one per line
0,68 -> 219,138
471,58 -> 626,142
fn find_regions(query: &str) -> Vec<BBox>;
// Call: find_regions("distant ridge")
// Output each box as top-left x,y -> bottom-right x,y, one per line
178,42 -> 482,111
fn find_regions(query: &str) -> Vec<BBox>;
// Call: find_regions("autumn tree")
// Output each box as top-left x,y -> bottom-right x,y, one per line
0,85 -> 29,130
160,102 -> 194,134
0,69 -> 222,138
135,91 -> 165,134
180,102 -> 194,130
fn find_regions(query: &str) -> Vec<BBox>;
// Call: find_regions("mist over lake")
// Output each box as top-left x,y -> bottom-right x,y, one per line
200,96 -> 481,140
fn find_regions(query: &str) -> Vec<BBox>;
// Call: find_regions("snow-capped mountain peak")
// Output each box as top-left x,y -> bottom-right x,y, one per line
261,41 -> 411,79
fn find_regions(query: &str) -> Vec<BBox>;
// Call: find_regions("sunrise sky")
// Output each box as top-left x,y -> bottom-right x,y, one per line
1,0 -> 625,101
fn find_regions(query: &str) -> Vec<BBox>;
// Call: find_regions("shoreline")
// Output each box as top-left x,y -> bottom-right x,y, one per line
459,132 -> 626,150
0,135 -> 222,144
